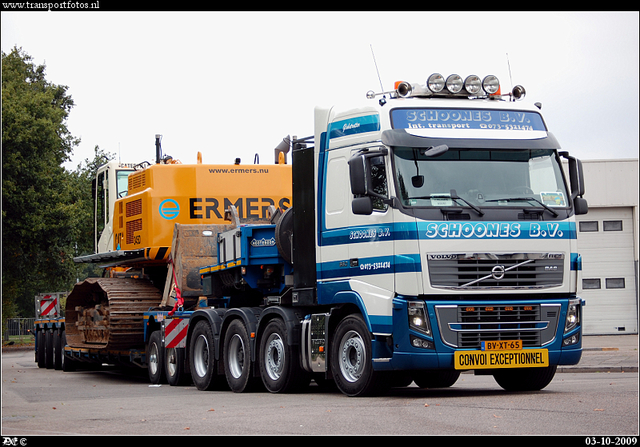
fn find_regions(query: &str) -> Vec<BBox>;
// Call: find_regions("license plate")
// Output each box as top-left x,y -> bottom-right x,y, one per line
481,340 -> 522,351
454,347 -> 548,370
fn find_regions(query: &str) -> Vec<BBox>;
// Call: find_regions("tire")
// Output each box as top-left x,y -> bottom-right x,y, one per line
413,370 -> 460,389
259,318 -> 309,393
147,330 -> 166,384
189,320 -> 222,391
53,329 -> 63,370
36,330 -> 46,368
330,315 -> 388,397
223,319 -> 260,392
61,330 -> 78,372
166,347 -> 189,386
493,365 -> 557,391
45,329 -> 54,369
275,207 -> 293,264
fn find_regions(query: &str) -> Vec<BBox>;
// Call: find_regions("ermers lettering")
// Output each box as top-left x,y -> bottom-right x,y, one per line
189,197 -> 290,220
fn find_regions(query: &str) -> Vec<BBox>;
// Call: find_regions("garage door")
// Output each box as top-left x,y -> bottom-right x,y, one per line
576,207 -> 638,334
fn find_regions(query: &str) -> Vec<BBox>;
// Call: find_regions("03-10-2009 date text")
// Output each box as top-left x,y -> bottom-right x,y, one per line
585,437 -> 637,446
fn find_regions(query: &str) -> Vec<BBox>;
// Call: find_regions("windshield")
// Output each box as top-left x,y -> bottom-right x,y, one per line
393,148 -> 569,209
116,170 -> 131,198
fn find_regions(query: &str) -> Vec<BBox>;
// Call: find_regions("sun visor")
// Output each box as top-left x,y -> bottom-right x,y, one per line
381,129 -> 561,150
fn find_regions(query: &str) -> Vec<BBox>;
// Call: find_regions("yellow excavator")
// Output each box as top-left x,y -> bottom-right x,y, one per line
66,135 -> 292,351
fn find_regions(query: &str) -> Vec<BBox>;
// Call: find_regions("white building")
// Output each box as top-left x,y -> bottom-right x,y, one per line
569,159 -> 639,335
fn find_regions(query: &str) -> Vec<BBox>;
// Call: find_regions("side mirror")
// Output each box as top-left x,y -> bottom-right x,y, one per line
348,155 -> 367,195
574,197 -> 588,215
352,196 -> 373,215
560,151 -> 588,215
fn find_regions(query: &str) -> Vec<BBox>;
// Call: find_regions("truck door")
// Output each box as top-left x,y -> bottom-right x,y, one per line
321,147 -> 396,334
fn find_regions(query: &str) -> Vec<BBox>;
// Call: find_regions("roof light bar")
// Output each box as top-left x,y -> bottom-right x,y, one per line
378,73 -> 525,101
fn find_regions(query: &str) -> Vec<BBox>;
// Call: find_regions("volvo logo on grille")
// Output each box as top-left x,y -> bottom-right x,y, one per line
491,265 -> 506,280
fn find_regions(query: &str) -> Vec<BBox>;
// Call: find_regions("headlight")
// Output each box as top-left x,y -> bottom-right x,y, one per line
446,74 -> 463,93
464,75 -> 482,95
482,75 -> 500,94
408,301 -> 432,336
564,299 -> 581,332
427,73 -> 445,93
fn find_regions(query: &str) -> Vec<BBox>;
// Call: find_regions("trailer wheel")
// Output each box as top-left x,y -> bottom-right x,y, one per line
330,315 -> 388,397
36,330 -> 46,368
165,347 -> 189,386
223,319 -> 260,392
412,370 -> 460,389
45,329 -> 54,369
53,329 -> 63,370
61,330 -> 78,372
259,318 -> 309,393
147,330 -> 166,384
190,320 -> 222,391
493,365 -> 557,391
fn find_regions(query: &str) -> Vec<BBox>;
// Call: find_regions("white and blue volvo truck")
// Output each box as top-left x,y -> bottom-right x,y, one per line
195,73 -> 588,396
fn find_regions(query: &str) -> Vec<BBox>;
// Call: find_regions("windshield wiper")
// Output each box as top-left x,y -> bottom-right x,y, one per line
449,189 -> 484,216
485,196 -> 558,217
408,189 -> 484,216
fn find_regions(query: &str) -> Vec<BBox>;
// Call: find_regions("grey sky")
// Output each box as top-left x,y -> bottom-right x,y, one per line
2,11 -> 638,169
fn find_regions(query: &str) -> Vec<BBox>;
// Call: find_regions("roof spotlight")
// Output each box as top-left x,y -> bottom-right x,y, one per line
427,73 -> 445,93
464,75 -> 482,95
482,75 -> 500,95
511,85 -> 526,100
446,74 -> 463,93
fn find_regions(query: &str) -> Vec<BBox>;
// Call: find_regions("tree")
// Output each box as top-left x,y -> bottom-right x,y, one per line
2,47 -> 83,317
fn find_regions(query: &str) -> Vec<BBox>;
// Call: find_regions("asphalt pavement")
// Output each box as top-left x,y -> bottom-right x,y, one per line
559,334 -> 638,374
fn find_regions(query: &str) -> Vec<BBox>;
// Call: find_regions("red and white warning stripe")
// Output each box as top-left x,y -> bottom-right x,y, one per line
165,318 -> 188,349
39,294 -> 58,317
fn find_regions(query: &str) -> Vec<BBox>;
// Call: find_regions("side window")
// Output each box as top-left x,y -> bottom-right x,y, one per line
369,155 -> 388,212
96,171 -> 106,237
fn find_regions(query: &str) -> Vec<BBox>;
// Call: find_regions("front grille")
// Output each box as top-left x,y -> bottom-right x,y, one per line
435,303 -> 561,349
428,253 -> 564,289
457,305 -> 541,348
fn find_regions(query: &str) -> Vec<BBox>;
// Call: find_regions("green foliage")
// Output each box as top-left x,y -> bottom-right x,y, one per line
2,47 -> 104,318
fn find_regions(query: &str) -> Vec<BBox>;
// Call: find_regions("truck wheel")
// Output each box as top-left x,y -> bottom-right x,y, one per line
45,329 -> 54,369
259,318 -> 309,393
190,320 -> 222,391
413,370 -> 460,388
166,347 -> 189,386
330,315 -> 388,397
223,319 -> 259,392
147,330 -> 166,384
493,365 -> 557,391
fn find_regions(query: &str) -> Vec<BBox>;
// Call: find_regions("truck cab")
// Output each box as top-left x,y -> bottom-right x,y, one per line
298,74 -> 587,394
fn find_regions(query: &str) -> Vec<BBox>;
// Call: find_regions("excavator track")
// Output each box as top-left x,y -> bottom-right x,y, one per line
65,277 -> 162,350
